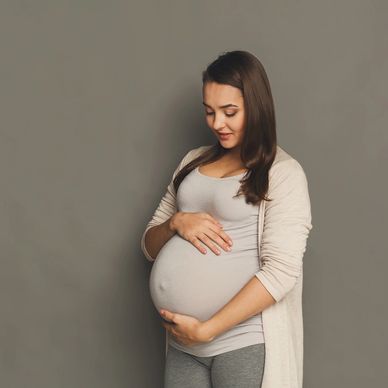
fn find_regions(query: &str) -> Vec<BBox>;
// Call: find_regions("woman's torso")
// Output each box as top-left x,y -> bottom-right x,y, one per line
149,163 -> 264,356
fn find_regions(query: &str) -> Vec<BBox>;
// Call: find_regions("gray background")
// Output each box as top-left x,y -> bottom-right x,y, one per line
1,1 -> 387,387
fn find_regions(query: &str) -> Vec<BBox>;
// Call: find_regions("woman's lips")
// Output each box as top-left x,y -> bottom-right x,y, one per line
218,133 -> 232,140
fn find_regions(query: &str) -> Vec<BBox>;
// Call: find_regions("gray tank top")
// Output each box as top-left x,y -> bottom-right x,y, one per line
149,165 -> 264,357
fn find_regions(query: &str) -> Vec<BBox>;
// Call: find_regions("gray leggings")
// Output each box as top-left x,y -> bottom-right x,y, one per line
164,343 -> 265,388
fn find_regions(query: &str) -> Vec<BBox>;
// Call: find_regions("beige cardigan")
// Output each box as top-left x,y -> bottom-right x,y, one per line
141,144 -> 313,388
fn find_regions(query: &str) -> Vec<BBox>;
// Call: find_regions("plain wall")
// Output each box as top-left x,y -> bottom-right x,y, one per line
1,1 -> 387,387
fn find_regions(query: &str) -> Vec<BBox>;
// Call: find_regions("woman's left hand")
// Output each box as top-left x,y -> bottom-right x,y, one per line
160,309 -> 214,346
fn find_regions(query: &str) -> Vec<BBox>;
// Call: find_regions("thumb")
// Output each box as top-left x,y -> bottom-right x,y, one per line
160,309 -> 175,322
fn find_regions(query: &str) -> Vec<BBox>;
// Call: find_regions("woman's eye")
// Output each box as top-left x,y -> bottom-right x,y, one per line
205,112 -> 236,117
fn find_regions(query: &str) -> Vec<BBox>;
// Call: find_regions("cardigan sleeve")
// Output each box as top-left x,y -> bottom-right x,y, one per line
254,158 -> 313,302
140,148 -> 196,262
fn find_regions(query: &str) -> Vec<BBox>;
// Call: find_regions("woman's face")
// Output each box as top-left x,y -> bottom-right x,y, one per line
202,82 -> 245,151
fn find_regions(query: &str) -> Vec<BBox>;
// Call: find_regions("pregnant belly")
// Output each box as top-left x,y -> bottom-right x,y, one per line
149,234 -> 260,322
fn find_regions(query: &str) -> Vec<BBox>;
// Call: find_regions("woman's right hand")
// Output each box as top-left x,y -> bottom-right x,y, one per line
169,212 -> 233,255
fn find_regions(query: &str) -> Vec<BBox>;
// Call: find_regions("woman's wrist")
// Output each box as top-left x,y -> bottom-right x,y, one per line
200,319 -> 217,342
169,212 -> 181,233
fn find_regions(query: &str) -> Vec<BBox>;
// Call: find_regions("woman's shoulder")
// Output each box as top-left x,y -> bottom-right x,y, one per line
191,144 -> 213,156
270,145 -> 310,194
172,145 -> 213,175
182,144 -> 213,163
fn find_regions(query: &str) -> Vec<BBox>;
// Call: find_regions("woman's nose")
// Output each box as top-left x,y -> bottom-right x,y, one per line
212,115 -> 225,130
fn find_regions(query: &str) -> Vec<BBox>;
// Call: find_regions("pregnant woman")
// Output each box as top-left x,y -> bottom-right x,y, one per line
141,50 -> 313,388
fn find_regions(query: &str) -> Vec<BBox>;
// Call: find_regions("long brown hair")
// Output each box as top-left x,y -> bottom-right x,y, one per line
174,50 -> 277,206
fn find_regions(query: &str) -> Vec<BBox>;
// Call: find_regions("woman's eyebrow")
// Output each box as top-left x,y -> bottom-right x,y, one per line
202,102 -> 239,109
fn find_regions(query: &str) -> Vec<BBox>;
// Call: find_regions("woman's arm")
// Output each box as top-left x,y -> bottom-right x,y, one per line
201,158 -> 313,340
140,148 -> 197,262
142,218 -> 176,261
201,276 -> 276,341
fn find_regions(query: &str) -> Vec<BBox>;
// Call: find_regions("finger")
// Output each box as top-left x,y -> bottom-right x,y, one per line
162,319 -> 176,333
170,327 -> 181,340
160,309 -> 173,322
206,228 -> 233,252
196,233 -> 222,255
189,236 -> 208,254
207,222 -> 233,246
